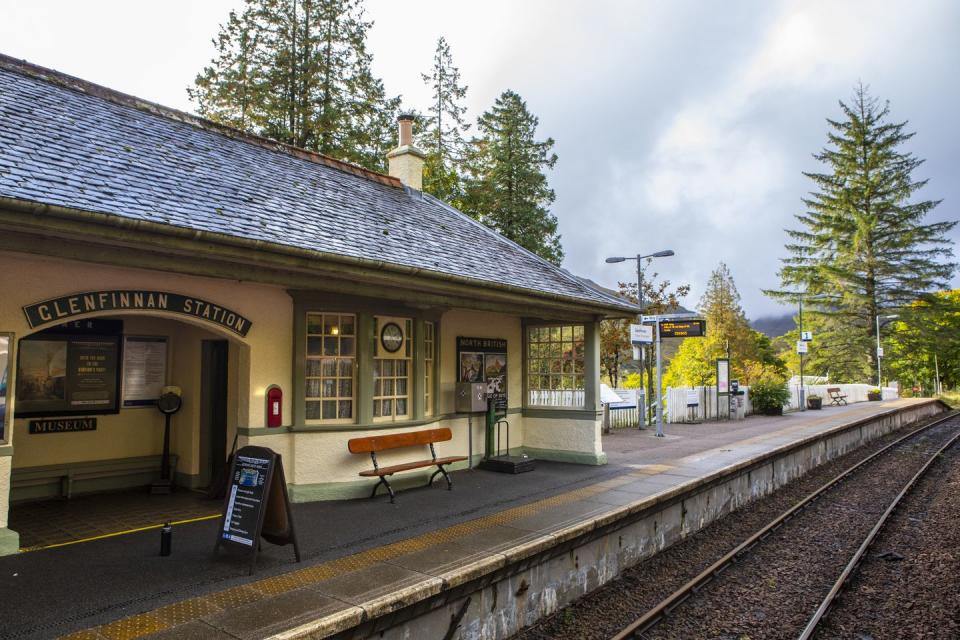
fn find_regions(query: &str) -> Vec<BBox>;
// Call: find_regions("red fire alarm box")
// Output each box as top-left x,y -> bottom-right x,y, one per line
266,386 -> 282,428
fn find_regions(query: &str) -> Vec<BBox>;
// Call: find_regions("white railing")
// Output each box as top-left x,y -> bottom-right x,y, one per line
666,383 -> 900,422
527,389 -> 586,408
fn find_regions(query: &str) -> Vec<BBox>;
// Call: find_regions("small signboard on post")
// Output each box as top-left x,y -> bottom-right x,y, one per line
796,340 -> 808,354
214,445 -> 301,574
630,324 -> 653,344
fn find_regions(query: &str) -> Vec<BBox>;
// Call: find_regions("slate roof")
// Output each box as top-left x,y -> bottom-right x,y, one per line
0,55 -> 637,314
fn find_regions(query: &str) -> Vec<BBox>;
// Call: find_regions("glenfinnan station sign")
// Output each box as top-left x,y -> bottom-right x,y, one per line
23,290 -> 252,337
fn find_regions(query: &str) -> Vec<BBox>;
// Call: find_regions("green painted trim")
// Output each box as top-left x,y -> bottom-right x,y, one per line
584,320 -> 601,412
0,528 -> 20,556
522,446 -> 607,466
0,203 -> 630,320
357,313 -> 374,425
413,318 -> 425,420
239,408 -> 520,436
0,445 -> 13,457
523,408 -> 603,421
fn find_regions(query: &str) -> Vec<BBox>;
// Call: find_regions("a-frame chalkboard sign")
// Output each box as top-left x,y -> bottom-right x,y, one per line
213,445 -> 301,574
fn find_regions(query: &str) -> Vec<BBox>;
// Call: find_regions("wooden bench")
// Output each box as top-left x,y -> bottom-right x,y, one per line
827,387 -> 848,406
11,454 -> 178,502
348,428 -> 466,503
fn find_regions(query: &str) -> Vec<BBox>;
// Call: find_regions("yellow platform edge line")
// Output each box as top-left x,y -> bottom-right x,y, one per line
20,513 -> 220,553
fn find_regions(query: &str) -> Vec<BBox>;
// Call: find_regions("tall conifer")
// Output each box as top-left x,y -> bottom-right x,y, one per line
768,84 -> 956,381
463,90 -> 563,265
419,37 -> 470,205
189,0 -> 400,172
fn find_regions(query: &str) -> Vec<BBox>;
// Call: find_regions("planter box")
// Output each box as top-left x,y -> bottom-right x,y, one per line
807,398 -> 822,410
761,406 -> 784,416
868,392 -> 882,401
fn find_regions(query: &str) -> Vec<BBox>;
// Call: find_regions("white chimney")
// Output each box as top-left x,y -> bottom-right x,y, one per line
386,114 -> 425,191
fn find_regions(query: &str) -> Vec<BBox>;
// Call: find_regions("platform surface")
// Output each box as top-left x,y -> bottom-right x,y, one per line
0,398 -> 935,640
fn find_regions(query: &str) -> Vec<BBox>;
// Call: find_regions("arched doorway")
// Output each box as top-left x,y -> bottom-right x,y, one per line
7,311 -> 250,550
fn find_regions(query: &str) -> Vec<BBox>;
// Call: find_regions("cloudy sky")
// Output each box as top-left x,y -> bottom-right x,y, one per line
2,0 -> 958,318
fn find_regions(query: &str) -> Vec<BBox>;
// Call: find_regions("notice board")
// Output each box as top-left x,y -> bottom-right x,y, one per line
456,337 -> 508,416
16,334 -> 120,416
214,445 -> 300,573
122,336 -> 168,408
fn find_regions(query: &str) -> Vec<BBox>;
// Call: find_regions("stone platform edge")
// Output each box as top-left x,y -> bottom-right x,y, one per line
275,400 -> 951,639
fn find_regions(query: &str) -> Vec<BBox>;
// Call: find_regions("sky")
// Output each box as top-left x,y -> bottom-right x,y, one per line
1,0 -> 958,319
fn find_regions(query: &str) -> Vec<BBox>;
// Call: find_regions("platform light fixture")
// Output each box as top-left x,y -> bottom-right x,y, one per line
605,249 -> 675,431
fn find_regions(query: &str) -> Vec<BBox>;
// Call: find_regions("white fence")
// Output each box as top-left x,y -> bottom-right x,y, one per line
666,383 -> 899,423
666,386 -> 752,423
786,384 -> 898,409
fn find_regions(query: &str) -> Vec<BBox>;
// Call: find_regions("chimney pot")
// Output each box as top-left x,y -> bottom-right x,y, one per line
387,113 -> 425,191
397,113 -> 415,147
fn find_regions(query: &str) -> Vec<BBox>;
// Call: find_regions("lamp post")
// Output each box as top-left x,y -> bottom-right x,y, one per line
606,250 -> 674,428
875,313 -> 898,388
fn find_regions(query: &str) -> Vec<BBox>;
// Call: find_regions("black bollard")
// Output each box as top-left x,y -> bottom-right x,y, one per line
160,522 -> 172,556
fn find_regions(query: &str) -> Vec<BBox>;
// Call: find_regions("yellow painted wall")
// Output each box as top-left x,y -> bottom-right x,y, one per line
0,249 -> 293,486
285,309 -> 527,488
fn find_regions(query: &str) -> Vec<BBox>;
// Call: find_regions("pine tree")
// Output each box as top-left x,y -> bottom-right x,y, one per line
189,0 -> 400,172
463,90 -> 563,265
767,84 -> 956,381
419,37 -> 470,205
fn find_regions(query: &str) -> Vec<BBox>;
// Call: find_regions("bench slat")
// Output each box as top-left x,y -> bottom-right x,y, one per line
348,427 -> 453,454
358,455 -> 467,477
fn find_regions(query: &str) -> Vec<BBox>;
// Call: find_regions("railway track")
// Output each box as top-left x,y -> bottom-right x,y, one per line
610,410 -> 960,640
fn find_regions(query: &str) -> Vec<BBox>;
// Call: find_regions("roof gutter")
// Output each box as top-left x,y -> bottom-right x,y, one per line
0,196 -> 640,317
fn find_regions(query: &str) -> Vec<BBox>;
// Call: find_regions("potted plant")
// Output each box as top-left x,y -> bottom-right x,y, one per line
750,378 -> 791,416
867,388 -> 882,401
806,393 -> 822,410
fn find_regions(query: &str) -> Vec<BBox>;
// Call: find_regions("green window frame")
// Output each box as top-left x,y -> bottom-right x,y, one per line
526,324 -> 586,408
305,313 -> 356,423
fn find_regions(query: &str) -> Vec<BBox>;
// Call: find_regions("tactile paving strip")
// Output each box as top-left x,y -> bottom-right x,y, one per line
61,471 -> 645,639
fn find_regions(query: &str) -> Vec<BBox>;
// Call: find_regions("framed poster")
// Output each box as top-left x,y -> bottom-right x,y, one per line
0,333 -> 12,443
16,334 -> 121,417
122,336 -> 168,408
457,337 -> 508,415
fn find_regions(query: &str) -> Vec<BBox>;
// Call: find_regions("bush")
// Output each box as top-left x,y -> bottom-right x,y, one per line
750,378 -> 791,413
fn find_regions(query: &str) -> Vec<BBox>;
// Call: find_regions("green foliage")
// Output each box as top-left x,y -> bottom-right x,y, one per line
189,0 -> 401,172
621,373 -> 642,389
599,276 -> 689,400
664,262 -> 785,388
885,289 -> 960,391
749,378 -> 790,412
419,37 -> 470,206
767,83 -> 957,382
462,90 -> 563,264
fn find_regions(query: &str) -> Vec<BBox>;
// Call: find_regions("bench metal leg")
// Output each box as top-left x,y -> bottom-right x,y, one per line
371,476 -> 395,503
429,465 -> 453,491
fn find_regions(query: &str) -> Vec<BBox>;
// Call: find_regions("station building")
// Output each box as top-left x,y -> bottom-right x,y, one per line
0,55 -> 637,555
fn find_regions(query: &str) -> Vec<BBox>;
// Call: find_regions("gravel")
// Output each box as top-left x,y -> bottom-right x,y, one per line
814,436 -> 960,639
512,415 -> 959,640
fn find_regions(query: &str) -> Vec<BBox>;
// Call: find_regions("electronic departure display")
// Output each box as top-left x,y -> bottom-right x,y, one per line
659,320 -> 706,338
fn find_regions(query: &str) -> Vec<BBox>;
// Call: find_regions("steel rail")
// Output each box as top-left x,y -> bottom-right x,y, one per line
609,410 -> 959,640
798,420 -> 960,639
